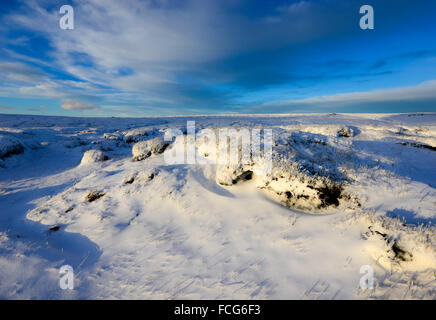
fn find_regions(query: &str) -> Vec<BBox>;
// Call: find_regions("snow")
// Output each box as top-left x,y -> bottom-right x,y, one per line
132,137 -> 169,161
0,113 -> 435,299
0,135 -> 24,159
337,126 -> 355,138
80,150 -> 108,166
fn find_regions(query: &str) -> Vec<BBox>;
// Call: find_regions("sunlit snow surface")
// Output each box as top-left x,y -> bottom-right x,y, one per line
0,113 -> 435,299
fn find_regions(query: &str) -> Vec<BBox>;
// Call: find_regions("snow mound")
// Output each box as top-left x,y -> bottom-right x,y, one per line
123,127 -> 157,143
259,164 -> 347,212
64,137 -> 88,148
257,131 -> 359,212
337,126 -> 355,137
0,135 -> 24,159
349,212 -> 436,273
80,149 -> 108,165
216,163 -> 254,186
132,137 -> 169,161
103,128 -> 157,143
103,132 -> 123,141
210,129 -> 358,213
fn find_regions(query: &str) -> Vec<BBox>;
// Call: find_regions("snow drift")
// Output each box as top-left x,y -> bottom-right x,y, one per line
0,113 -> 435,299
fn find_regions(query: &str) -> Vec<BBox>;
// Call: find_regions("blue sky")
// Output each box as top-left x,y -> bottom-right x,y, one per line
0,0 -> 435,117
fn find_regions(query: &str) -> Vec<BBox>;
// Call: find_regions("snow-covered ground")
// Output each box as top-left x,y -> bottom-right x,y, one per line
0,113 -> 435,299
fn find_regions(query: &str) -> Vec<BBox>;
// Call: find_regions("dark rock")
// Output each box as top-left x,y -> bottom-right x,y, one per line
316,185 -> 342,208
87,191 -> 105,202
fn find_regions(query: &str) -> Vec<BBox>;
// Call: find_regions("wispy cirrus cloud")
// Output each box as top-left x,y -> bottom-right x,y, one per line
251,80 -> 436,112
0,0 -> 435,115
60,100 -> 100,111
27,105 -> 48,112
0,0 -> 371,109
0,61 -> 47,83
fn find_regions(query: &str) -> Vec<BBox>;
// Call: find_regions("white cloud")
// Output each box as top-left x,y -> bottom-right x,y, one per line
262,80 -> 436,108
0,62 -> 47,83
27,105 -> 47,112
60,100 -> 100,111
4,0 -> 344,105
4,0 -> 435,115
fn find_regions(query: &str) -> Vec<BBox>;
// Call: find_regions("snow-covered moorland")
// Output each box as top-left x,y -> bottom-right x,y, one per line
0,113 -> 435,299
